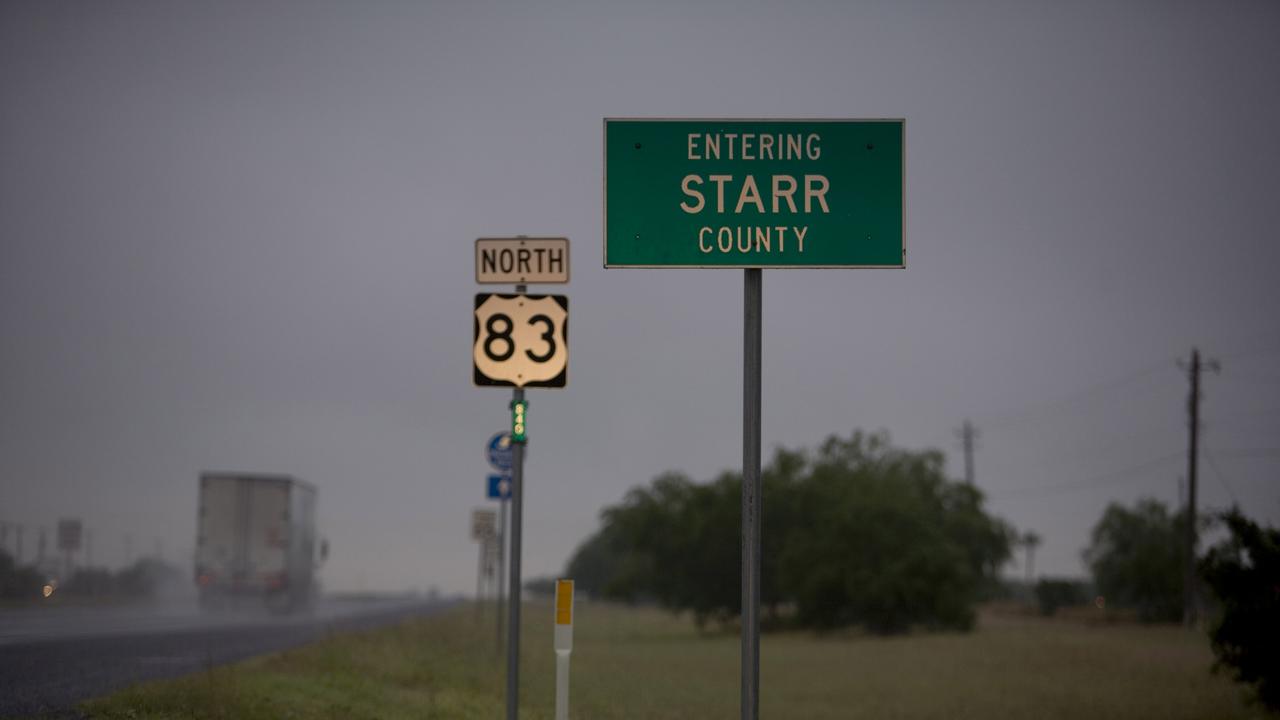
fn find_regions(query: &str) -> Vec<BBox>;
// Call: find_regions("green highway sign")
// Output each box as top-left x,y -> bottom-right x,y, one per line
604,119 -> 904,268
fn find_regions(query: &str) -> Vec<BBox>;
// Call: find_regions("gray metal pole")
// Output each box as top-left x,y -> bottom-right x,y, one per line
741,268 -> 763,720
477,537 -> 485,619
1184,348 -> 1200,627
961,420 -> 976,486
497,493 -> 507,656
506,388 -> 525,720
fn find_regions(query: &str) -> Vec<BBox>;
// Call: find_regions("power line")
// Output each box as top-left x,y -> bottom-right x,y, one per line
988,451 -> 1183,502
1203,449 -> 1239,506
982,361 -> 1173,433
1218,340 -> 1280,362
920,358 -> 1178,450
1206,407 -> 1280,425
1207,448 -> 1280,460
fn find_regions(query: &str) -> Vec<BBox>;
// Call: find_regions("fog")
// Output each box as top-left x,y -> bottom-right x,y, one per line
2,0 -> 1278,596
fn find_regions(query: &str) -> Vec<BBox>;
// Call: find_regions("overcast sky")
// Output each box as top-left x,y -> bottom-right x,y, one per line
2,0 -> 1278,594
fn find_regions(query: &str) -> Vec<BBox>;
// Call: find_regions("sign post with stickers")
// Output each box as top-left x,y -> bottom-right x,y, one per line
554,578 -> 574,720
473,237 -> 569,720
605,119 -> 904,720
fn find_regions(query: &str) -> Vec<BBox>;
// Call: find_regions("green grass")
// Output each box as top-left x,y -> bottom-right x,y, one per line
83,601 -> 1270,719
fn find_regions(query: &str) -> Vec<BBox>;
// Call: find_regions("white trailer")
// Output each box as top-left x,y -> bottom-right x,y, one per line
195,473 -> 323,612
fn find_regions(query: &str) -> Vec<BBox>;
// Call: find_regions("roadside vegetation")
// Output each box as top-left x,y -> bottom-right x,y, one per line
0,550 -> 183,604
1200,509 -> 1280,712
84,599 -> 1264,719
79,432 -> 1280,717
568,430 -> 1014,633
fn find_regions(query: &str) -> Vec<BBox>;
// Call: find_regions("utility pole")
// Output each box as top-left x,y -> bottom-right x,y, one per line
957,420 -> 979,486
1179,347 -> 1219,627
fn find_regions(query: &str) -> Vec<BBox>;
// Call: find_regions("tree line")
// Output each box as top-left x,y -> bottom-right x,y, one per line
0,551 -> 182,601
567,430 -> 1015,634
1082,497 -> 1279,711
563,428 -> 1278,709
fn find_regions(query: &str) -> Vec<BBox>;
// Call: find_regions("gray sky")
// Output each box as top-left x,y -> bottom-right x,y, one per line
2,0 -> 1278,594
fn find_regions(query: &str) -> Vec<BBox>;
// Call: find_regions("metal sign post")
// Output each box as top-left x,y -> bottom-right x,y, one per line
486,472 -> 512,655
506,283 -> 530,720
554,578 -> 575,720
476,537 -> 487,618
506,383 -> 525,720
497,484 -> 508,656
472,509 -> 498,619
741,269 -> 762,718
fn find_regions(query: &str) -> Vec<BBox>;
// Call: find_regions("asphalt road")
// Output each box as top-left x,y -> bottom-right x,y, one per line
0,596 -> 454,718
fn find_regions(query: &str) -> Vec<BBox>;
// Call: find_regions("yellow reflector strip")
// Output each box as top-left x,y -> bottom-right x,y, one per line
555,579 -> 573,625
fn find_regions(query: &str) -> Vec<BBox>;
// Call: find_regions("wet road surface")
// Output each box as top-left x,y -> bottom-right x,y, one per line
0,596 -> 453,718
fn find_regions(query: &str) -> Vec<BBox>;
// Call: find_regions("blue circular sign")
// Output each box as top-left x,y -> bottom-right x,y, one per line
487,432 -> 513,472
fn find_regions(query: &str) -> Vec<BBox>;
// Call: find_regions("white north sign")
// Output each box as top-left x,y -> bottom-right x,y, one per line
476,237 -> 570,284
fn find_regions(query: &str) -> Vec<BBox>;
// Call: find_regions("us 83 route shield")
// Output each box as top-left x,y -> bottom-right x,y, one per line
473,293 -> 568,388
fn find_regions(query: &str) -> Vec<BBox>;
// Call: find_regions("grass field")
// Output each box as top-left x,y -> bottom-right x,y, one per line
84,601 -> 1269,719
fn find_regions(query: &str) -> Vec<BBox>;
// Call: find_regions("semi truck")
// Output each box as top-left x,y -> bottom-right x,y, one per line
195,472 -> 325,612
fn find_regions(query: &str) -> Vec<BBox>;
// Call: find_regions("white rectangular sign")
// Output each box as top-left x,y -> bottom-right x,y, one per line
476,237 -> 570,284
471,508 -> 497,540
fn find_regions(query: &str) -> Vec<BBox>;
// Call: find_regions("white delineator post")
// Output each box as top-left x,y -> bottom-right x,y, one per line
554,579 -> 574,720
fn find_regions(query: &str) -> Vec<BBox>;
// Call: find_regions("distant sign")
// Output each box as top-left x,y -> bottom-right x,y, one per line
57,518 -> 82,552
604,119 -> 904,268
487,474 -> 512,500
487,432 -> 513,472
476,238 -> 570,284
473,293 -> 568,388
471,509 -> 497,540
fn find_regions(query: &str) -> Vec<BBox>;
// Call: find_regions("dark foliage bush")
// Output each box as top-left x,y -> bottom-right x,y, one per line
1034,578 -> 1087,616
1199,509 -> 1280,711
1082,498 -> 1185,622
568,430 -> 1014,634
0,550 -> 44,600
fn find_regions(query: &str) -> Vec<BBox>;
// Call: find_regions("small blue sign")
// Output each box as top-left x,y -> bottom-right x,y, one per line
487,432 -> 513,472
487,474 -> 512,500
